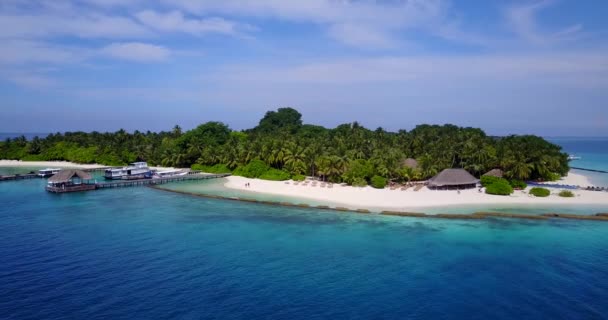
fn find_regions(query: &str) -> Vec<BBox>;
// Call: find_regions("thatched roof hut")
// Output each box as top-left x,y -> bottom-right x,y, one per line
428,169 -> 479,189
401,158 -> 418,169
48,170 -> 92,183
483,169 -> 504,178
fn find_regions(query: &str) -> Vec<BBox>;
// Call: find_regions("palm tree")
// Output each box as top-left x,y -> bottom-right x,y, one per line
284,144 -> 307,174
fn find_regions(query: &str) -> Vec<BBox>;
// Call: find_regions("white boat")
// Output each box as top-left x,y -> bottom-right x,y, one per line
567,155 -> 581,161
38,168 -> 61,177
154,169 -> 188,178
105,162 -> 151,180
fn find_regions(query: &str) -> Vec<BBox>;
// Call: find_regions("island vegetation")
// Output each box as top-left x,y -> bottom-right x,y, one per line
529,187 -> 551,197
0,108 -> 569,186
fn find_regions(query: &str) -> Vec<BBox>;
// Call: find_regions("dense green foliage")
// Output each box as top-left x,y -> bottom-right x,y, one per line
558,190 -> 575,198
191,163 -> 232,174
352,178 -> 368,187
485,180 -> 514,196
529,187 -> 551,197
292,174 -> 306,181
481,176 -> 515,196
480,175 -> 502,187
259,168 -> 291,181
509,180 -> 527,189
370,176 -> 388,189
232,160 -> 270,178
0,108 -> 569,185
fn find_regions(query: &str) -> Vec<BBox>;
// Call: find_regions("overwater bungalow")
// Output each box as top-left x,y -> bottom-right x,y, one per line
46,170 -> 96,193
428,169 -> 479,190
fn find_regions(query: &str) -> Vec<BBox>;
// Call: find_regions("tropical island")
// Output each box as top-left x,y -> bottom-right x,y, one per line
1,108 -> 607,212
0,107 -> 569,181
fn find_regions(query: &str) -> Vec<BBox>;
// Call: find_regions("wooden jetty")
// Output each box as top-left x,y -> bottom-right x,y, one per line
95,173 -> 230,189
0,173 -> 38,181
571,167 -> 608,174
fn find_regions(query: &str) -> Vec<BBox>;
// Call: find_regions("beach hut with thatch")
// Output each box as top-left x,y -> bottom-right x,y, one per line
401,158 -> 418,170
483,169 -> 504,178
428,169 -> 479,190
46,170 -> 96,193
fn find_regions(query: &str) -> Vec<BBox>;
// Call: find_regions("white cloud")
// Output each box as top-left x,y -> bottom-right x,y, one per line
134,10 -> 244,36
0,40 -> 87,65
101,42 -> 171,62
506,0 -> 584,45
203,52 -> 608,88
327,23 -> 395,48
164,0 -> 449,47
5,71 -> 56,88
0,13 -> 150,39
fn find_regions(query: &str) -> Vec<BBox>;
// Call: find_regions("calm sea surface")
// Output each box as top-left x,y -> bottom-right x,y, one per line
1,169 -> 608,319
1,137 -> 608,319
548,137 -> 608,187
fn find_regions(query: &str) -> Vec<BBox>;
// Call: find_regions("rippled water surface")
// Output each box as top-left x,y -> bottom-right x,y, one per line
1,174 -> 608,319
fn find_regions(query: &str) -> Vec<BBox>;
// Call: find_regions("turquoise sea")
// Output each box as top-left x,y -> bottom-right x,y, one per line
548,137 -> 608,187
1,137 -> 608,319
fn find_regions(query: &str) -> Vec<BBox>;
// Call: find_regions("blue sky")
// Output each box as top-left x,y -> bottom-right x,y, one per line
1,0 -> 607,136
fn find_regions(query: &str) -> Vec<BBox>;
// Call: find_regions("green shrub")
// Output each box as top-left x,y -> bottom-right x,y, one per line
481,175 -> 505,187
191,164 -> 205,171
232,160 -> 270,178
292,174 -> 306,181
485,180 -> 514,196
558,190 -> 575,198
191,163 -> 232,173
370,175 -> 388,189
352,177 -> 368,187
259,168 -> 291,181
510,180 -> 527,189
544,172 -> 561,182
529,187 -> 551,197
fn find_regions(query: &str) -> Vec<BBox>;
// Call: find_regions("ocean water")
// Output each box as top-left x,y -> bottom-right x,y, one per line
0,132 -> 49,141
549,137 -> 608,187
2,172 -> 608,319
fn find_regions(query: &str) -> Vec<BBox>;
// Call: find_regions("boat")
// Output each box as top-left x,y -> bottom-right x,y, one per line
38,168 -> 61,177
104,162 -> 151,180
154,169 -> 188,178
567,155 -> 581,161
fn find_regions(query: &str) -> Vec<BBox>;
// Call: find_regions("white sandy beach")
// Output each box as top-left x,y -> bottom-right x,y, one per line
0,160 -> 107,169
224,172 -> 608,211
0,160 -> 173,171
539,171 -> 592,187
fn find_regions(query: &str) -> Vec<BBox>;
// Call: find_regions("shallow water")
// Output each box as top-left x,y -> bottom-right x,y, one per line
1,176 -> 608,319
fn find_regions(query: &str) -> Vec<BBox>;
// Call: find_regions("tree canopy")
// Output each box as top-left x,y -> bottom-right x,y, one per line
0,108 -> 569,184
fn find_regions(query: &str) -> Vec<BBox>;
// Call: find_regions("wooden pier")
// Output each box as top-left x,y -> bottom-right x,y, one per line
95,173 -> 230,189
0,173 -> 39,181
571,167 -> 608,174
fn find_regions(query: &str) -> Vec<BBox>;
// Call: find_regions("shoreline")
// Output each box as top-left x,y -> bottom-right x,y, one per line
150,185 -> 608,221
223,172 -> 608,212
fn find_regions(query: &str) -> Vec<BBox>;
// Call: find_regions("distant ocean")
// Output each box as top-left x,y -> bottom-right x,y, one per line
0,132 -> 49,140
548,137 -> 608,187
